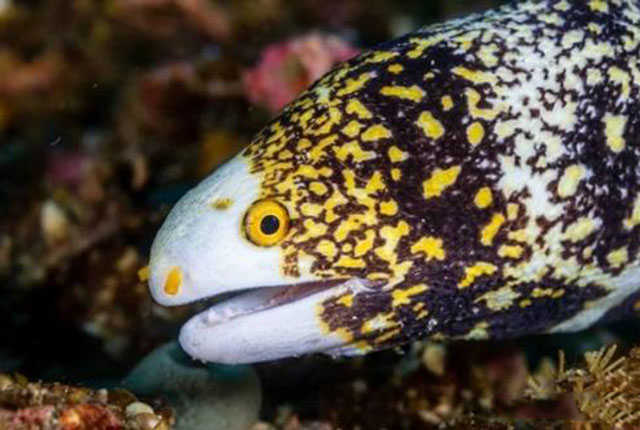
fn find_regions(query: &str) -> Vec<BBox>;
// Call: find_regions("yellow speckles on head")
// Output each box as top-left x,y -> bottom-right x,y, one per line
588,0 -> 608,12
416,111 -> 445,140
337,72 -> 374,96
410,236 -> 445,261
380,85 -> 425,102
478,43 -> 499,67
474,187 -> 493,209
277,149 -> 294,160
297,219 -> 328,242
367,51 -> 399,63
362,312 -> 396,334
354,229 -> 376,257
391,168 -> 402,181
388,146 -> 408,163
476,286 -> 520,311
365,171 -> 386,194
603,113 -> 627,153
459,262 -> 497,289
587,22 -> 602,34
296,164 -> 321,179
361,124 -> 393,142
624,195 -> 640,230
334,327 -> 355,343
465,88 -> 499,120
164,267 -> 182,296
308,134 -> 338,162
609,66 -> 632,99
452,67 -> 496,85
334,212 -> 373,243
465,322 -> 490,340
506,203 -> 519,221
422,166 -> 461,199
508,229 -> 529,243
531,287 -> 554,298
557,164 -> 586,198
211,197 -> 233,210
341,120 -> 364,138
334,141 -> 377,163
375,328 -> 402,344
337,294 -> 353,307
561,30 -> 584,49
392,284 -> 428,307
480,213 -> 505,246
498,244 -> 524,259
336,255 -> 366,269
466,121 -> 485,146
441,95 -> 454,111
301,202 -> 323,218
346,99 -> 373,119
607,247 -> 628,268
324,189 -> 347,223
538,12 -> 564,26
554,0 -> 570,11
406,37 -> 439,59
342,169 -> 358,193
388,63 -> 404,74
564,217 -> 598,243
309,181 -> 328,196
586,68 -> 603,86
380,200 -> 398,216
296,138 -> 312,151
375,221 -> 410,269
316,239 -> 337,259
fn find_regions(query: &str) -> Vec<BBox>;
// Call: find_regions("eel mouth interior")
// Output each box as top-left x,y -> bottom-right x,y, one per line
197,279 -> 349,327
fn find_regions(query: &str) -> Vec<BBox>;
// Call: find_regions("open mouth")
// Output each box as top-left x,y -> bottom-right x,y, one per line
198,278 -> 349,327
178,277 -> 377,363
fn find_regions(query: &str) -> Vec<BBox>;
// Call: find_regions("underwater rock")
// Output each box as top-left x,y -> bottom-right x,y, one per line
123,342 -> 261,430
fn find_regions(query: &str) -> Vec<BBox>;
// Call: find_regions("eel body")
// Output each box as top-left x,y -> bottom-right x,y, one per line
147,0 -> 640,363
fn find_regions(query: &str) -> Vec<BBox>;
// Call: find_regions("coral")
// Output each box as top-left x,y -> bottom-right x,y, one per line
243,33 -> 360,113
527,345 -> 640,429
0,374 -> 173,430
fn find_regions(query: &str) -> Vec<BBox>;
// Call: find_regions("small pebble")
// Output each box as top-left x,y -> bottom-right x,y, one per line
41,200 -> 70,244
126,401 -> 155,417
131,412 -> 161,430
0,374 -> 13,390
422,342 -> 447,376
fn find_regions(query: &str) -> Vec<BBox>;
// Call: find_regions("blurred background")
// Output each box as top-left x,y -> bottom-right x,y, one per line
3,1 -> 640,429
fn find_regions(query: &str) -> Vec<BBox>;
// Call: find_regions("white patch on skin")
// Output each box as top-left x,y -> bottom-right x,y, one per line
551,263 -> 640,333
179,281 -> 361,364
148,154 -> 315,307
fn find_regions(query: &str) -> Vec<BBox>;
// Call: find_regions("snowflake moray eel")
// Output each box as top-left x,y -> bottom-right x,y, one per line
146,0 -> 640,363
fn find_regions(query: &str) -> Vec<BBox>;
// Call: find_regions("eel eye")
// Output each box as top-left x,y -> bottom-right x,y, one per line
244,199 -> 290,246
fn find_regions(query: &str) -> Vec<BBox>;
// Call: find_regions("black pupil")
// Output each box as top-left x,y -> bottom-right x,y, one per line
260,215 -> 280,235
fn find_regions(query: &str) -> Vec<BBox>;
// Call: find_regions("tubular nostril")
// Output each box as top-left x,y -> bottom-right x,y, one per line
164,267 -> 183,296
138,265 -> 150,282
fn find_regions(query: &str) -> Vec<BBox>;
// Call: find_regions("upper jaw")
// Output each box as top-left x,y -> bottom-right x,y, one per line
178,278 -> 368,364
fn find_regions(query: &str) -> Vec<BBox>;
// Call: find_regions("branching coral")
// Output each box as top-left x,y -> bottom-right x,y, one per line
527,345 -> 640,429
0,374 -> 173,430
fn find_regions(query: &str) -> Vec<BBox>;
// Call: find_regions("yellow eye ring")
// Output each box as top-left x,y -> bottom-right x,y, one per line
244,199 -> 290,247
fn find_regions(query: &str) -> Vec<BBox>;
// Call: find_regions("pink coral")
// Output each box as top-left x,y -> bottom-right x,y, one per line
0,405 -> 56,429
243,32 -> 360,113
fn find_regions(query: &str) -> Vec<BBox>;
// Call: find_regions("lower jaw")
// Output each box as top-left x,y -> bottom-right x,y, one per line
178,278 -> 369,364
